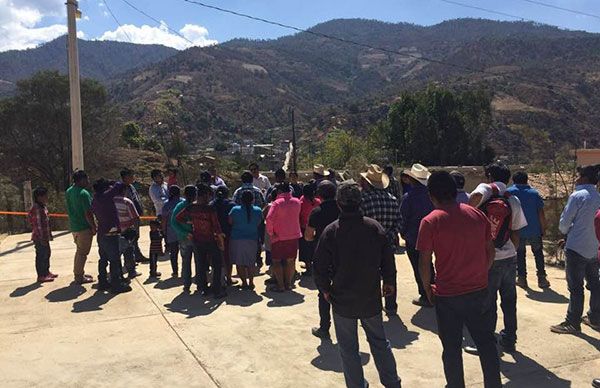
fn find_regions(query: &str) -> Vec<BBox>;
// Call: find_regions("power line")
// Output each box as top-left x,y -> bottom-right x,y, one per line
520,0 -> 600,21
437,0 -> 526,21
102,0 -> 133,43
178,0 -> 570,92
119,0 -> 195,45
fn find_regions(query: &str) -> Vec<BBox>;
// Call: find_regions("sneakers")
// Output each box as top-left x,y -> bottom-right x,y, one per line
97,282 -> 111,291
76,274 -> 94,284
550,321 -> 581,334
311,327 -> 331,340
499,337 -> 516,353
110,284 -> 132,294
412,296 -> 433,308
537,276 -> 551,289
37,274 -> 54,283
583,316 -> 600,332
516,276 -> 528,289
135,255 -> 149,263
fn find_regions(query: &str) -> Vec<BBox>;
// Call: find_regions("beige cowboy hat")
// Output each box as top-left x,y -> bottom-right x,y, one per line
403,163 -> 431,186
360,164 -> 390,190
313,164 -> 330,177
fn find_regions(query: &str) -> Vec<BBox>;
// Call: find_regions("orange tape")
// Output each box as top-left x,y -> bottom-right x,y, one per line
0,211 -> 156,221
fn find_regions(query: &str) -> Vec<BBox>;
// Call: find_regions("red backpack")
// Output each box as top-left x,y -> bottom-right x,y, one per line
479,184 -> 512,249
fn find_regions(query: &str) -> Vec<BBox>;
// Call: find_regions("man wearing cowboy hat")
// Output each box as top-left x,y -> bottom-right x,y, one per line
313,164 -> 330,185
400,163 -> 435,308
359,164 -> 402,316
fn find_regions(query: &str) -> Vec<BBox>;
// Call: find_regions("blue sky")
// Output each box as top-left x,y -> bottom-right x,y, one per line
2,0 -> 600,51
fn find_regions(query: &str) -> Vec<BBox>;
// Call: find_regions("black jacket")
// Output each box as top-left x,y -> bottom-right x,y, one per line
313,212 -> 396,319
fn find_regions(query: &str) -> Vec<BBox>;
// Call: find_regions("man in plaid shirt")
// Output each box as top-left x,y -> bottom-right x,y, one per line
28,187 -> 56,282
359,165 -> 401,316
233,171 -> 266,207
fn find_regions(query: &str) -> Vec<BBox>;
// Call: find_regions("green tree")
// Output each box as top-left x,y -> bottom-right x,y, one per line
320,129 -> 371,169
0,71 -> 118,191
121,121 -> 145,148
381,85 -> 495,166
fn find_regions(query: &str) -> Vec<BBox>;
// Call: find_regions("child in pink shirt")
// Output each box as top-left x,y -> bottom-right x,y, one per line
266,183 -> 301,291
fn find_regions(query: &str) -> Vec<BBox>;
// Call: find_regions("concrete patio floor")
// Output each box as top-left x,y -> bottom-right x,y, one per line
0,228 -> 598,387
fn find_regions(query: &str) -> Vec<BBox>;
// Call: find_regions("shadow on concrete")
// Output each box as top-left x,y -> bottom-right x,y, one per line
45,283 -> 86,302
310,338 -> 370,373
383,315 -> 419,350
164,291 -> 223,318
410,306 -> 438,334
576,331 -> 600,352
154,276 -> 183,290
9,282 -> 43,297
262,289 -> 305,307
298,274 -> 317,291
226,286 -> 263,307
525,288 -> 569,304
142,277 -> 160,285
71,290 -> 116,313
0,231 -> 70,257
501,351 -> 571,387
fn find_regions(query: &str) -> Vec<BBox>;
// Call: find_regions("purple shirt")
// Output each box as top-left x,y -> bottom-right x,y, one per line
91,182 -> 124,235
400,183 -> 434,247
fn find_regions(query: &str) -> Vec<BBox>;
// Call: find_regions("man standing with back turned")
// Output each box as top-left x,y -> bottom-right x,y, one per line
551,165 -> 600,334
418,171 -> 501,388
314,180 -> 401,388
507,171 -> 550,289
65,170 -> 95,284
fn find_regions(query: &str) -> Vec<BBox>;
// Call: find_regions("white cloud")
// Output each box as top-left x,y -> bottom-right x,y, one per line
18,0 -> 63,14
99,21 -> 218,49
0,0 -> 69,51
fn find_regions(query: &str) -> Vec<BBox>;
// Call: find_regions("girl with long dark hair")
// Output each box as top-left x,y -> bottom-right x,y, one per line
229,190 -> 263,290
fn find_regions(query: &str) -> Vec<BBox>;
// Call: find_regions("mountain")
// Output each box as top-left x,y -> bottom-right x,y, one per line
110,18 -> 600,160
0,36 -> 177,95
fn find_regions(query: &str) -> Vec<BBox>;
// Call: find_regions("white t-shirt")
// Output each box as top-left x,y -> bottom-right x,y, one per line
471,182 -> 528,260
253,174 -> 271,194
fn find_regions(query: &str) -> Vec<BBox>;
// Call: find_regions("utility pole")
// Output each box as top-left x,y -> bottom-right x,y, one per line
289,107 -> 297,173
66,0 -> 84,171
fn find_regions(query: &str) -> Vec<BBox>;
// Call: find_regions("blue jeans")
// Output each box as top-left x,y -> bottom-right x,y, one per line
565,249 -> 600,326
97,234 -> 121,287
488,258 -> 517,344
516,235 -> 546,277
333,313 -> 401,388
180,240 -> 200,288
436,289 -> 501,388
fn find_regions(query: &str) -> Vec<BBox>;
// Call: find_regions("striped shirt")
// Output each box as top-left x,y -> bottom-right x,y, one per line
114,196 -> 139,231
28,202 -> 51,242
233,183 -> 266,208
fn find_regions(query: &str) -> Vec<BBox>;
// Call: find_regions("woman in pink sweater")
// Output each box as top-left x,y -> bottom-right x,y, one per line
266,182 -> 302,291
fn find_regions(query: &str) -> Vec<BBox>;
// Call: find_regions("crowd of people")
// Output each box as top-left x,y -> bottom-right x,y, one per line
25,160 -> 600,388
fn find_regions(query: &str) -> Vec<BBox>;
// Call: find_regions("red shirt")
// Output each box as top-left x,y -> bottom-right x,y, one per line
595,210 -> 600,262
28,202 -> 51,242
176,204 -> 222,243
299,196 -> 321,229
416,203 -> 491,297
